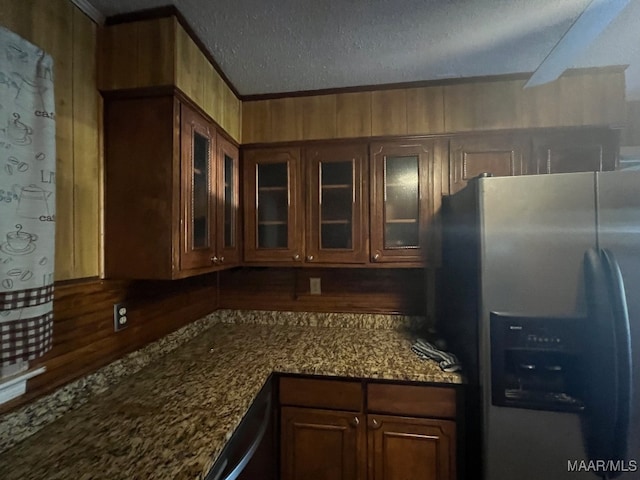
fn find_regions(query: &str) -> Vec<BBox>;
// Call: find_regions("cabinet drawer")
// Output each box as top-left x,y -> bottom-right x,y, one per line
280,377 -> 362,411
367,383 -> 456,419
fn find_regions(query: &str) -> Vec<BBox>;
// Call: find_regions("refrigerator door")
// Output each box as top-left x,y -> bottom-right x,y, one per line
479,173 -> 597,480
595,171 -> 640,479
583,248 -> 632,475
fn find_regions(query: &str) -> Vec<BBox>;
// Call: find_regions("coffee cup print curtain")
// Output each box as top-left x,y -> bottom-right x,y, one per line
0,27 -> 56,367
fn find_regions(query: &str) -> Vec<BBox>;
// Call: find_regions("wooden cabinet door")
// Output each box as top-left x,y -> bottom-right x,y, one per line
531,128 -> 618,174
244,148 -> 304,263
449,133 -> 528,194
281,407 -> 365,480
368,415 -> 456,480
305,144 -> 369,264
216,134 -> 240,266
370,141 -> 433,265
180,103 -> 217,271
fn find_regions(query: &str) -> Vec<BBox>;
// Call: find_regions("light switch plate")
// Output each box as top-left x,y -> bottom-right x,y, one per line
310,277 -> 321,295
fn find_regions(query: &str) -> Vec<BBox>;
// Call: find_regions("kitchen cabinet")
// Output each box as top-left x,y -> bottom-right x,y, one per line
530,127 -> 619,174
279,376 -> 457,480
448,133 -> 529,194
243,144 -> 369,265
243,147 -> 304,263
370,141 -> 435,265
104,94 -> 239,279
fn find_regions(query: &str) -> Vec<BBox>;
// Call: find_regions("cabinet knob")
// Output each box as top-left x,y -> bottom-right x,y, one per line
307,255 -> 314,262
293,254 -> 301,261
370,418 -> 381,429
373,252 -> 380,262
211,256 -> 218,264
219,256 -> 225,263
350,416 -> 360,427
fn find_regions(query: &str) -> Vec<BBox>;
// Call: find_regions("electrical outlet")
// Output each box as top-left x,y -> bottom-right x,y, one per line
113,303 -> 128,331
310,277 -> 321,295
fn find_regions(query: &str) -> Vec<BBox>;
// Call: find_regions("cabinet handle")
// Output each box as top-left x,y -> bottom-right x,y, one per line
219,256 -> 225,263
370,418 -> 381,429
293,254 -> 301,261
350,416 -> 360,427
372,252 -> 380,262
211,256 -> 219,264
307,255 -> 314,262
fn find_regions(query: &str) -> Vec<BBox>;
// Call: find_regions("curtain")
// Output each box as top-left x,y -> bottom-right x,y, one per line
0,26 -> 56,368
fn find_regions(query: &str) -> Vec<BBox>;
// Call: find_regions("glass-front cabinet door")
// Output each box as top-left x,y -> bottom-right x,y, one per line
217,134 -> 240,266
370,141 -> 433,264
305,144 -> 368,264
244,148 -> 303,263
180,104 -> 216,270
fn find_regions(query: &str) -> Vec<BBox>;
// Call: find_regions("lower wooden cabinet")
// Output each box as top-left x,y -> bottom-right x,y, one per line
368,415 -> 456,480
279,376 -> 457,480
281,407 -> 365,480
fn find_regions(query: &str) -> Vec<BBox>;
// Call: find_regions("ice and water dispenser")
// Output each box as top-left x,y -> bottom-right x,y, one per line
490,312 -> 585,412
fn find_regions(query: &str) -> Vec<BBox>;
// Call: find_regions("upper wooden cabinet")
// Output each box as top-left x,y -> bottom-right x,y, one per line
104,95 -> 240,279
243,147 -> 304,264
531,128 -> 619,174
449,133 -> 529,194
243,144 -> 369,265
370,141 -> 435,265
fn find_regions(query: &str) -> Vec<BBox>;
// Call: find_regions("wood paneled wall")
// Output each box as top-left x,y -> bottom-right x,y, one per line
219,268 -> 427,315
242,70 -> 625,144
0,275 -> 218,414
99,17 -> 242,142
1,0 -> 101,281
623,100 -> 640,146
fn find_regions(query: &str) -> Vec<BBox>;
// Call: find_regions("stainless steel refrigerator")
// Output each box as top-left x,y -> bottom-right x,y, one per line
441,171 -> 639,480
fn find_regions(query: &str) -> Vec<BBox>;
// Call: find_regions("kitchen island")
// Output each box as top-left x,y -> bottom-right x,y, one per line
0,318 -> 462,480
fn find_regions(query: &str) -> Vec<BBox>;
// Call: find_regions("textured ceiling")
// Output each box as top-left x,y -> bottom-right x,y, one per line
87,0 -> 640,99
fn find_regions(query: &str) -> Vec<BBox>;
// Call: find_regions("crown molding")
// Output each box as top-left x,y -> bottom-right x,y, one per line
69,0 -> 105,25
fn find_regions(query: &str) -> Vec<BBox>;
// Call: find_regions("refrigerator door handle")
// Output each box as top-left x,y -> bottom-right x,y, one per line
583,248 -> 632,477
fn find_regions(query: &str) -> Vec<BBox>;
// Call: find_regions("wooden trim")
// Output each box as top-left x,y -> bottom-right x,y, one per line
69,0 -> 105,24
240,65 -> 628,101
104,6 -> 241,98
241,125 -> 622,150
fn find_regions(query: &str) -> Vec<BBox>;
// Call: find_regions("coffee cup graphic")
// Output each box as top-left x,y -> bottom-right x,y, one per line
2,224 -> 37,254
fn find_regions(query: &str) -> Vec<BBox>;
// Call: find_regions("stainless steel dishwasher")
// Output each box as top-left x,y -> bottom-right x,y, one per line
205,379 -> 276,480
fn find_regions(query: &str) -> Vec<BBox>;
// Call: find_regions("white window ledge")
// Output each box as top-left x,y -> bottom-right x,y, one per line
0,367 -> 46,405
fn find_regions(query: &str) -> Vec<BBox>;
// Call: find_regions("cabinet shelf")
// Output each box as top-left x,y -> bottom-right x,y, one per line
321,220 -> 351,225
258,186 -> 288,192
385,182 -> 418,188
321,184 -> 351,190
385,218 -> 418,224
258,220 -> 287,226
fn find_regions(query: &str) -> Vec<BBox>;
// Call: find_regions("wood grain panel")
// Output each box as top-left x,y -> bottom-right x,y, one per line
135,17 -> 175,87
175,22 -> 205,104
367,383 -> 456,419
444,80 -> 521,132
242,100 -> 272,144
623,100 -> 640,146
0,275 -> 218,414
269,98 -> 303,142
336,91 -> 372,138
218,267 -> 427,314
98,22 -> 138,90
301,95 -> 337,140
371,89 -> 407,136
518,79 -> 559,128
72,7 -> 100,278
406,86 -> 445,134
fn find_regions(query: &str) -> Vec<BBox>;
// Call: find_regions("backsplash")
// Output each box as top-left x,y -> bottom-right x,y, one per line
0,309 -> 424,454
